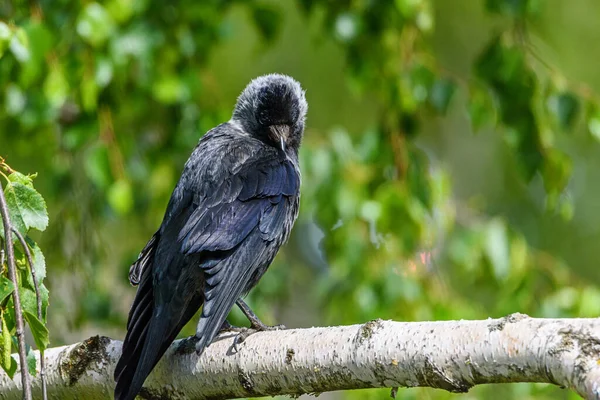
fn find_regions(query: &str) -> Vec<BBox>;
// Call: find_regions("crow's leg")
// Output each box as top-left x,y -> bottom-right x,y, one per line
232,299 -> 286,351
236,299 -> 286,330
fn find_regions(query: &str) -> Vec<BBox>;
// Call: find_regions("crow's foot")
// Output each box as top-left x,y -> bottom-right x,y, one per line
218,319 -> 246,333
176,335 -> 200,355
231,322 -> 286,353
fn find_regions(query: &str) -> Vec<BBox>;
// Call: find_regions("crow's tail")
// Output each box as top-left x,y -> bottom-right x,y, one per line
114,268 -> 201,400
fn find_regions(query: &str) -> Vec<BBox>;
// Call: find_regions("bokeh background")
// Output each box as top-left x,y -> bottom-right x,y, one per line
2,0 -> 600,399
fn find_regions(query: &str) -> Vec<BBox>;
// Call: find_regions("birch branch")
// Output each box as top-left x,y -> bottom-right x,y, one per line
0,314 -> 599,399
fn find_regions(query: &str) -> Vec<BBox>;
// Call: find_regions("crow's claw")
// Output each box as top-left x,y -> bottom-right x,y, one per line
232,323 -> 286,353
176,335 -> 200,355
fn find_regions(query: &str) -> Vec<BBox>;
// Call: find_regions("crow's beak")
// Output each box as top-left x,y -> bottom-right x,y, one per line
269,124 -> 290,152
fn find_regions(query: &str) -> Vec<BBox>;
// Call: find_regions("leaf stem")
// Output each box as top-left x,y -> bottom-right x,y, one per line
0,186 -> 32,400
0,171 -> 9,184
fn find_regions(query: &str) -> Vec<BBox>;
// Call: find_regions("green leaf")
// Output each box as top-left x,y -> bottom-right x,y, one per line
588,112 -> 600,142
81,78 -> 99,112
6,356 -> 17,379
77,3 -> 116,47
28,239 -> 46,283
409,64 -> 435,105
468,86 -> 495,132
0,22 -> 11,58
20,285 -> 49,323
5,182 -> 48,232
152,75 -> 187,104
19,287 -> 38,318
43,63 -> 69,108
39,284 -> 49,322
9,27 -> 30,63
4,84 -> 26,116
7,172 -> 35,188
107,179 -> 134,215
429,78 -> 456,114
550,92 -> 579,130
23,311 -> 49,351
0,277 -> 15,304
0,184 -> 27,241
26,346 -> 37,377
542,148 -> 572,196
21,22 -> 55,86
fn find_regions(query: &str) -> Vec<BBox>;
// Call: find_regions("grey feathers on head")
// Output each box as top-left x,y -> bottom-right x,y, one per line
232,74 -> 308,151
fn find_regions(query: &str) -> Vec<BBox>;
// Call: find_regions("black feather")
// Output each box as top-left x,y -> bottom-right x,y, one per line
114,74 -> 306,400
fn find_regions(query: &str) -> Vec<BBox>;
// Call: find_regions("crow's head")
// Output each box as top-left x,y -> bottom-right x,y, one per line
232,74 -> 307,152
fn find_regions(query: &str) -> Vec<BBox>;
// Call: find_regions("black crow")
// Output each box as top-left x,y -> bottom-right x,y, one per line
114,74 -> 307,400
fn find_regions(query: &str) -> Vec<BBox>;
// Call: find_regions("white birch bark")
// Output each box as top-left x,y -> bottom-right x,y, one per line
0,314 -> 599,399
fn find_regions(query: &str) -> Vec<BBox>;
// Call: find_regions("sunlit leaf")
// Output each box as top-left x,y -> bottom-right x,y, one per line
542,148 -> 572,196
152,75 -> 188,104
4,84 -> 26,116
3,182 -> 48,233
81,78 -> 99,112
77,3 -> 116,47
0,22 -> 11,58
9,27 -> 29,63
587,109 -> 600,142
23,311 -> 49,351
43,63 -> 69,108
7,172 -> 35,188
107,179 -> 134,215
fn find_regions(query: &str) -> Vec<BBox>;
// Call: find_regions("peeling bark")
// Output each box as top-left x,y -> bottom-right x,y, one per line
0,315 -> 599,399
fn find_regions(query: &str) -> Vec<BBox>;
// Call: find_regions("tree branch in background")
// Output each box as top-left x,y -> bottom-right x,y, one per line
11,228 -> 47,400
0,316 -> 598,399
0,188 -> 32,400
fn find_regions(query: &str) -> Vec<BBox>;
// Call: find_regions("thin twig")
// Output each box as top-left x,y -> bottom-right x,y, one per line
0,188 -> 32,400
11,228 -> 46,400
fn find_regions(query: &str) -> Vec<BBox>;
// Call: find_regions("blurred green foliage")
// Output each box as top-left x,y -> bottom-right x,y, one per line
1,0 -> 600,398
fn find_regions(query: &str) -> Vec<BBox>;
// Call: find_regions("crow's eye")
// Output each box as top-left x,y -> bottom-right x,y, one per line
258,109 -> 270,126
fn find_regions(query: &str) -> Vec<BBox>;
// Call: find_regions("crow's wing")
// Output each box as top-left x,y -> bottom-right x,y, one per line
171,151 -> 300,353
178,157 -> 299,254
